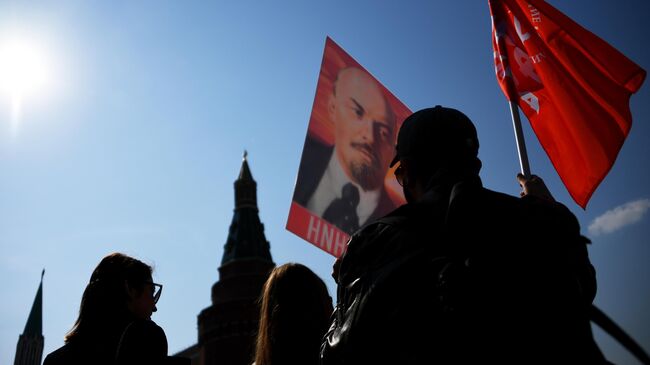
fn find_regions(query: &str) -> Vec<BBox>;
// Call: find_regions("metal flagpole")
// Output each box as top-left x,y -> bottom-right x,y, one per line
494,16 -> 532,180
507,100 -> 531,179
492,4 -> 532,180
591,305 -> 650,365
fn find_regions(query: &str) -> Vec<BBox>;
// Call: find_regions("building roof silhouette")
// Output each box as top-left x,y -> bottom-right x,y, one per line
14,270 -> 45,365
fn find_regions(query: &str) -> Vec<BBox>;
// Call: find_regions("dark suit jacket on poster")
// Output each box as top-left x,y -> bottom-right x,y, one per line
293,135 -> 397,234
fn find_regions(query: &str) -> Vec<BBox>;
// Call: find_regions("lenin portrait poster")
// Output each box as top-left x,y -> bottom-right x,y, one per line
287,37 -> 410,257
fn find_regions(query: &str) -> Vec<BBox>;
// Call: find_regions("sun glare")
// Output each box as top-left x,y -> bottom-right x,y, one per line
0,38 -> 50,99
0,36 -> 53,135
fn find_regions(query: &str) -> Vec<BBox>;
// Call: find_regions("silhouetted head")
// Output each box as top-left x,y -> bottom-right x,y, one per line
65,253 -> 157,344
329,67 -> 396,191
391,106 -> 481,202
255,263 -> 333,365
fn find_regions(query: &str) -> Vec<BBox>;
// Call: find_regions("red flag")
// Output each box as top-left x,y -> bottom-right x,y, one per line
489,0 -> 646,208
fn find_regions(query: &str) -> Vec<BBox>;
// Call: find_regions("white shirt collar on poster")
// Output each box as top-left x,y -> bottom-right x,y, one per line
306,147 -> 380,226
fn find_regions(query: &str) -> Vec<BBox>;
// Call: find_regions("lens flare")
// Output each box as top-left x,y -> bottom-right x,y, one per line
0,39 -> 49,98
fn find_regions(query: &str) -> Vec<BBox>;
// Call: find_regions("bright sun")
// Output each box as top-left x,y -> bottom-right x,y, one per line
0,38 -> 50,99
0,36 -> 52,134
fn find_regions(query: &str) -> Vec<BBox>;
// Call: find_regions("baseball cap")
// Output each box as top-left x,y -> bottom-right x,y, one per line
389,105 -> 479,167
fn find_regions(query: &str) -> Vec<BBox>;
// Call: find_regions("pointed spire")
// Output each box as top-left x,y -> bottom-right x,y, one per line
238,150 -> 254,182
234,150 -> 257,210
14,271 -> 45,365
222,153 -> 273,265
23,270 -> 43,336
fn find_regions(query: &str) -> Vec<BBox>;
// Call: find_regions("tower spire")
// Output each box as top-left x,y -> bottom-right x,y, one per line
197,153 -> 275,365
23,270 -> 44,336
14,270 -> 44,365
221,152 -> 272,265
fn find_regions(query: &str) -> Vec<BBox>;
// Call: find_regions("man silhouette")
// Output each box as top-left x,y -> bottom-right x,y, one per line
321,106 -> 608,364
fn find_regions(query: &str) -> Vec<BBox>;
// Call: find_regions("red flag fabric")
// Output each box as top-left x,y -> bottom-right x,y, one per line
489,0 -> 646,208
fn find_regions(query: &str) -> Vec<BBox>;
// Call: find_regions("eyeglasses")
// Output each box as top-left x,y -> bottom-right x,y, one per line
145,281 -> 163,304
394,164 -> 406,187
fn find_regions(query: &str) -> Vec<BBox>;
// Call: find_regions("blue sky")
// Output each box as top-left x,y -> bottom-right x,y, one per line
0,1 -> 648,364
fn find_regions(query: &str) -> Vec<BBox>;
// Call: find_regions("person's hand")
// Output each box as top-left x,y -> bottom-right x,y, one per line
517,173 -> 555,202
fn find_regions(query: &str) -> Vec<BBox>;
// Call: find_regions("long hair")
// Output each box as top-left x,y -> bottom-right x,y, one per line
65,253 -> 153,345
255,263 -> 333,365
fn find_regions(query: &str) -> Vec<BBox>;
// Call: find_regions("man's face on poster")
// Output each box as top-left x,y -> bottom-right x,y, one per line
329,67 -> 395,191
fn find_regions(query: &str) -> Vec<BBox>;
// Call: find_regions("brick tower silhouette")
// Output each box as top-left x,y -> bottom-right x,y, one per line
196,152 -> 275,365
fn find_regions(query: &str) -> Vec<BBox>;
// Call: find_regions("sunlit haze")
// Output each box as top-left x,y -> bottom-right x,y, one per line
0,36 -> 52,134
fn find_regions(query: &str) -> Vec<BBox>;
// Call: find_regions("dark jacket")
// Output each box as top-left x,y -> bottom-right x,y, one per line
43,319 -> 130,365
321,176 -> 607,364
43,340 -> 109,365
292,135 -> 397,233
115,319 -> 167,365
44,319 -> 185,365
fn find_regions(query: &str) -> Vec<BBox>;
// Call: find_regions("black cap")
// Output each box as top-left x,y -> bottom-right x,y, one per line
390,105 -> 479,167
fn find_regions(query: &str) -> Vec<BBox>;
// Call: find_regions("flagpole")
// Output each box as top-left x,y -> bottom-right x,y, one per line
507,100 -> 531,179
492,8 -> 532,180
591,305 -> 650,365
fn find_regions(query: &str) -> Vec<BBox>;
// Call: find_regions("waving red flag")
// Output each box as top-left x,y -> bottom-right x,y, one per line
489,0 -> 646,208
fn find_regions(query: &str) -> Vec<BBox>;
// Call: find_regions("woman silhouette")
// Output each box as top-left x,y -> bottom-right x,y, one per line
254,263 -> 333,365
44,252 -> 168,365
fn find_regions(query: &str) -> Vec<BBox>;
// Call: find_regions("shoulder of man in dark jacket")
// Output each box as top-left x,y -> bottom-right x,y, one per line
445,184 -> 595,302
445,186 -> 600,361
337,184 -> 453,286
323,192 -> 452,365
520,193 -> 597,308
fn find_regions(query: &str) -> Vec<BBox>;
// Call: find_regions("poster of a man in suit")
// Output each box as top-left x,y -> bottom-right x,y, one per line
287,37 -> 410,257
